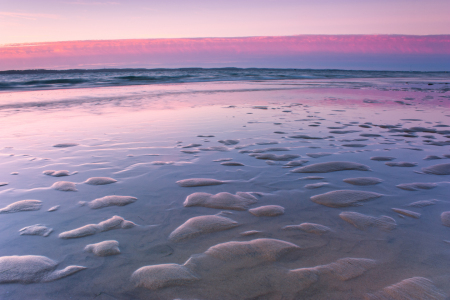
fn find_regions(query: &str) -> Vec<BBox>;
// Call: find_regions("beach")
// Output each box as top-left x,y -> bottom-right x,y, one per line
1,74 -> 450,299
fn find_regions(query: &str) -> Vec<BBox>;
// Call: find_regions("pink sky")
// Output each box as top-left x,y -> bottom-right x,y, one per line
1,35 -> 449,71
1,0 -> 449,70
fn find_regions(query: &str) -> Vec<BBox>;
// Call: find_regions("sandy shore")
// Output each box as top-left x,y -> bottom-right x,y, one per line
0,78 -> 449,299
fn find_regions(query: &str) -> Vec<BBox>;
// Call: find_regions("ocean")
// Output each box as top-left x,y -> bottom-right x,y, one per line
0,69 -> 449,299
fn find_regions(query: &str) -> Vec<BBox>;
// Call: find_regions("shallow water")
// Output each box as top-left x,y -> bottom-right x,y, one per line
0,78 -> 450,299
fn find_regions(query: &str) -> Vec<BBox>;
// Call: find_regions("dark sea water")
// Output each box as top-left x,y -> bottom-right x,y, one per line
1,68 -> 449,92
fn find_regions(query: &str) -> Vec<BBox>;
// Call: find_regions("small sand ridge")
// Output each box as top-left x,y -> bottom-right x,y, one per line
88,195 -> 137,209
291,161 -> 370,173
85,240 -> 120,256
249,205 -> 285,217
396,182 -> 437,191
311,190 -> 383,207
169,214 -> 238,242
19,224 -> 53,237
184,192 -> 257,210
343,177 -> 383,185
176,178 -> 225,187
283,223 -> 331,235
340,212 -> 397,231
365,277 -> 446,300
0,255 -> 85,283
51,181 -> 77,191
0,200 -> 42,214
84,177 -> 117,185
58,215 -> 136,239
43,170 -> 70,177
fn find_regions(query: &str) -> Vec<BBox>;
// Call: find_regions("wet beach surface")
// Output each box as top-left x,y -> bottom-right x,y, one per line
0,78 -> 450,299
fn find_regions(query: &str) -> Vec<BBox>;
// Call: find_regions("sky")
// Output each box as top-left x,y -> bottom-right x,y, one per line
1,0 -> 449,70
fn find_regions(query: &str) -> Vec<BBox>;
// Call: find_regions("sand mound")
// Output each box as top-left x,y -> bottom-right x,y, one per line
249,205 -> 285,217
283,223 -> 331,235
203,238 -> 299,262
408,199 -> 438,207
43,170 -> 70,177
53,143 -> 78,148
0,255 -> 85,283
85,240 -> 120,256
184,192 -> 257,210
342,143 -> 367,147
283,160 -> 309,167
84,177 -> 117,185
176,178 -> 225,187
19,225 -> 53,237
292,161 -> 370,173
317,257 -> 376,281
304,182 -> 329,189
0,200 -> 42,214
396,182 -> 437,191
220,162 -> 244,166
131,264 -> 199,290
392,208 -> 421,219
306,152 -> 332,158
59,215 -> 136,239
440,211 -> 450,227
289,135 -> 326,139
240,230 -> 262,236
51,181 -> 77,191
311,190 -> 383,207
169,215 -> 238,242
182,143 -> 202,148
250,153 -> 300,161
343,177 -> 383,186
371,156 -> 396,161
48,205 -> 60,212
340,212 -> 396,231
385,162 -> 417,167
422,163 -> 450,175
88,195 -> 137,209
218,139 -> 239,145
0,182 -> 8,187
365,277 -> 446,300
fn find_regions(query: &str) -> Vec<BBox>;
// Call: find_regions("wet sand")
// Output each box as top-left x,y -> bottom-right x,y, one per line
0,78 -> 450,299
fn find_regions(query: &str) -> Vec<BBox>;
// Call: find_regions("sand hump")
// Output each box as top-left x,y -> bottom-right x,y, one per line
422,163 -> 450,175
250,153 -> 300,161
311,190 -> 383,207
53,143 -> 78,148
306,152 -> 332,158
184,192 -> 257,210
340,212 -> 397,231
43,170 -> 70,177
0,200 -> 42,214
391,208 -> 421,219
85,240 -> 120,256
88,195 -> 137,209
131,264 -> 199,290
343,177 -> 383,186
218,139 -> 239,145
365,277 -> 446,300
284,160 -> 309,167
396,182 -> 437,191
0,255 -> 85,283
291,161 -> 370,173
51,181 -> 77,191
408,199 -> 438,207
84,177 -> 117,185
313,257 -> 376,281
176,178 -> 225,187
440,211 -> 450,227
59,215 -> 136,239
169,215 -> 238,242
19,224 -> 53,237
283,223 -> 331,235
249,205 -> 285,217
220,162 -> 244,166
203,238 -> 300,262
371,156 -> 396,161
385,162 -> 417,167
